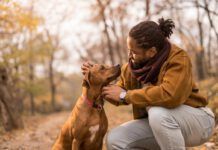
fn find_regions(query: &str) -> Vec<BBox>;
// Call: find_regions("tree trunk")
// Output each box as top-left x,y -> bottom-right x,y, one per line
195,0 -> 207,80
110,18 -> 123,64
0,67 -> 23,131
96,0 -> 115,65
203,0 -> 218,43
29,63 -> 35,115
120,23 -> 128,62
145,0 -> 150,18
49,53 -> 56,110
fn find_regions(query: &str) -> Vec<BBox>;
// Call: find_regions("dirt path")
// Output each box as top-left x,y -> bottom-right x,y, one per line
0,104 -> 217,150
0,103 -> 133,150
0,111 -> 69,150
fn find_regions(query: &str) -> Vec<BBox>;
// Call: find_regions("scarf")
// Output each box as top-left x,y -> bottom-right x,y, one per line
129,40 -> 171,84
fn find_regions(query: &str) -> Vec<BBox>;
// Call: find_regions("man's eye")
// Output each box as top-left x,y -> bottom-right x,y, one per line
129,49 -> 136,54
132,50 -> 137,54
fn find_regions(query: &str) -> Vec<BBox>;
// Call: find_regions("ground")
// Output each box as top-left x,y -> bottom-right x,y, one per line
0,103 -> 217,150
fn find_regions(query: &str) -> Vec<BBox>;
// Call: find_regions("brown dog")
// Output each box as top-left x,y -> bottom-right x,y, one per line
52,64 -> 121,150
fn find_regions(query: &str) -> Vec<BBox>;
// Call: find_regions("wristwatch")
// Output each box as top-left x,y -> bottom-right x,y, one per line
119,90 -> 127,103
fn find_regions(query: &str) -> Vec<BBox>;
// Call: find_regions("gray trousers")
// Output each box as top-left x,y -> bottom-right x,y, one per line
106,105 -> 215,150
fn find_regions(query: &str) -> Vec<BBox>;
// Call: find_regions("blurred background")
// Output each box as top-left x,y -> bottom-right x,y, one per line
0,0 -> 217,149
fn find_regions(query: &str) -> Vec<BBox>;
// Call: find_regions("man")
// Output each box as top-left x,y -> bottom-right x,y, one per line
81,18 -> 215,150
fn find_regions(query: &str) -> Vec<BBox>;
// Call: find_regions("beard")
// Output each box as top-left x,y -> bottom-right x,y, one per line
130,57 -> 151,69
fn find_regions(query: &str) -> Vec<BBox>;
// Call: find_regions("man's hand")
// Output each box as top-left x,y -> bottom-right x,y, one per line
102,85 -> 124,104
81,61 -> 94,76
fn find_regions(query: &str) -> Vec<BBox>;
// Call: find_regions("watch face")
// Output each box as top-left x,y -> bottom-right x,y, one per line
120,91 -> 126,99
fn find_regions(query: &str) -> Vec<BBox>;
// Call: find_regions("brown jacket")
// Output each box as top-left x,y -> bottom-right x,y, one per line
116,44 -> 208,119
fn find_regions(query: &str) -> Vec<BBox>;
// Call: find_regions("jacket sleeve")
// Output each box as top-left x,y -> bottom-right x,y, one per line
124,56 -> 193,108
114,64 -> 129,105
115,64 -> 127,89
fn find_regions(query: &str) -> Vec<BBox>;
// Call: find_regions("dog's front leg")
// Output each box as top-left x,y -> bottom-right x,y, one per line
72,139 -> 80,150
98,140 -> 103,150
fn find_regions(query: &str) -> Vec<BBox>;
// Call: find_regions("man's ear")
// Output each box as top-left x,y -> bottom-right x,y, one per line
149,47 -> 157,58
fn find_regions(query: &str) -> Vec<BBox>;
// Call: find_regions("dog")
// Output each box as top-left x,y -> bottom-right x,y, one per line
52,64 -> 121,150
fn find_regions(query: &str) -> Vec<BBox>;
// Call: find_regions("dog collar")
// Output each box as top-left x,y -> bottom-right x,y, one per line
82,95 -> 103,110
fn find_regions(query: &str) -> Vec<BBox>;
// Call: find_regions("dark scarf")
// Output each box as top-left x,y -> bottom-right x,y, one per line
129,40 -> 171,84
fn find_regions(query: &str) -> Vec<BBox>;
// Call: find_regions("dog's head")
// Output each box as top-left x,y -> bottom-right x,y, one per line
84,64 -> 121,89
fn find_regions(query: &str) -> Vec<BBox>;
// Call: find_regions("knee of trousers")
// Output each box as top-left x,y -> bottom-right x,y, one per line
106,127 -> 122,149
148,106 -> 179,131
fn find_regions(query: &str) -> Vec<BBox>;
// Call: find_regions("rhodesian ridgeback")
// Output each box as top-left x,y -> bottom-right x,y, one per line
52,64 -> 121,150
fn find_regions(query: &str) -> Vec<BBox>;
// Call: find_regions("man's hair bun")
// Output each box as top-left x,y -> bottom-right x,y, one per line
158,18 -> 175,38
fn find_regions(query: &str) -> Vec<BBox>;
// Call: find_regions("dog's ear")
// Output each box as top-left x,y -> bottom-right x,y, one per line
82,71 -> 91,88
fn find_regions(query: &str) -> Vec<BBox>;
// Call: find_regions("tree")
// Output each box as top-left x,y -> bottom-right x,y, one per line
0,0 -> 42,118
0,67 -> 24,131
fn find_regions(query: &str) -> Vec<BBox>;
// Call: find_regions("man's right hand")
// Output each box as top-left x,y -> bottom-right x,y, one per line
81,61 -> 94,75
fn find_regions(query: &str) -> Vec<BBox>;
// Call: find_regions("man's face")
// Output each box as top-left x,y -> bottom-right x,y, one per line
127,36 -> 157,65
